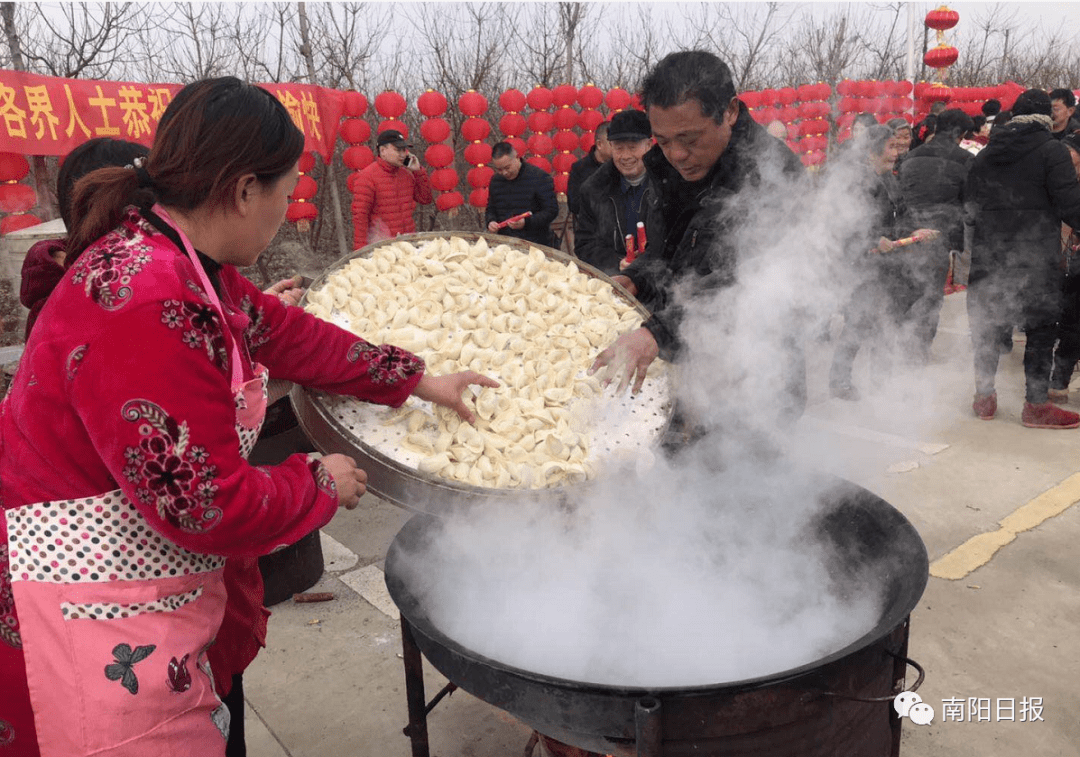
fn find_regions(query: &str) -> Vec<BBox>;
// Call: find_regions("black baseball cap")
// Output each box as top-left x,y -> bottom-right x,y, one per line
376,129 -> 410,148
606,109 -> 652,142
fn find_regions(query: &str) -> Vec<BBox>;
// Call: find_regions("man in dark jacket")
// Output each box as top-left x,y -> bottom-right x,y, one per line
566,121 -> 611,217
964,88 -> 1080,428
485,142 -> 559,247
897,108 -> 975,359
1049,88 -> 1080,140
588,50 -> 805,420
573,109 -> 655,276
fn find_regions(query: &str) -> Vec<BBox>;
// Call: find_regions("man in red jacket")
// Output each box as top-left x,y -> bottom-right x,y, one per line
351,129 -> 433,249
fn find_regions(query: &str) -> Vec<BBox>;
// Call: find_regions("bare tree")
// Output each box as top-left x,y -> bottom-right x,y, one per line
687,3 -> 790,90
19,2 -> 148,80
777,7 -> 868,86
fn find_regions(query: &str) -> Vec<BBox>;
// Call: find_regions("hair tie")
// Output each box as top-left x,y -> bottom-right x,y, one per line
128,156 -> 155,189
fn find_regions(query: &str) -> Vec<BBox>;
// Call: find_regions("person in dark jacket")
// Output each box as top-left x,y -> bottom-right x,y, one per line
964,88 -> 1080,428
897,108 -> 975,359
566,121 -> 611,217
588,50 -> 806,422
485,142 -> 559,247
1049,132 -> 1080,402
1049,88 -> 1080,140
573,109 -> 655,276
829,126 -> 936,400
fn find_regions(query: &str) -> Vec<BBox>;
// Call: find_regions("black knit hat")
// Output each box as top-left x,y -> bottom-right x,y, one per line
1012,89 -> 1052,117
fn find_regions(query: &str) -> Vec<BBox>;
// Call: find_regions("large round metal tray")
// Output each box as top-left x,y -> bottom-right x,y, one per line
291,231 -> 673,515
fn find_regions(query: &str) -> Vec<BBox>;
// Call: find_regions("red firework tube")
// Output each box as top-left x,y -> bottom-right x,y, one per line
636,222 -> 646,253
624,234 -> 637,265
496,211 -> 532,229
872,229 -> 942,254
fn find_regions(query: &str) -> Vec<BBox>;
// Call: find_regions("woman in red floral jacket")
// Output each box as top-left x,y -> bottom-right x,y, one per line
0,77 -> 495,757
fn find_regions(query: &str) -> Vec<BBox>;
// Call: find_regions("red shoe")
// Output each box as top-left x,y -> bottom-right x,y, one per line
1021,401 -> 1080,429
972,392 -> 996,420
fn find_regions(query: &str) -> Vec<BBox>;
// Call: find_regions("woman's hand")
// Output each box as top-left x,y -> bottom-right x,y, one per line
264,275 -> 305,306
319,453 -> 367,509
413,371 -> 501,424
588,326 -> 659,396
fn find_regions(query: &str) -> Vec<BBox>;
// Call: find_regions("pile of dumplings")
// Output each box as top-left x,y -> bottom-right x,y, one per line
303,235 -> 667,490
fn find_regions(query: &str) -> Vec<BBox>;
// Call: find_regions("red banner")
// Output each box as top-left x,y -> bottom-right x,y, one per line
0,69 -> 344,159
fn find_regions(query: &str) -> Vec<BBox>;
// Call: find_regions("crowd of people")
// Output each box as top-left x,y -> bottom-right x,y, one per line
4,50 -> 1080,757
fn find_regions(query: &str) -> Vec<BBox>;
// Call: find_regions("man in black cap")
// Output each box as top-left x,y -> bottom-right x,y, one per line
573,109 -> 655,275
964,88 -> 1080,428
485,142 -> 559,247
350,128 -> 432,248
588,50 -> 805,422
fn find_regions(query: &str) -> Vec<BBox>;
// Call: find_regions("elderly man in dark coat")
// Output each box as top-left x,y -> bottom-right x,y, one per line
964,88 -> 1080,428
573,109 -> 655,276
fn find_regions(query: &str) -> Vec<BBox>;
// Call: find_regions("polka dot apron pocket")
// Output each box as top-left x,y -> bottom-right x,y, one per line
7,493 -> 229,756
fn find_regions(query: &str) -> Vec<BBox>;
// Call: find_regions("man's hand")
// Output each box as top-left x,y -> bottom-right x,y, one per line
610,274 -> 637,296
264,275 -> 304,306
319,453 -> 368,509
404,153 -> 422,172
588,326 -> 659,396
507,217 -> 526,230
487,221 -> 501,233
413,371 -> 501,424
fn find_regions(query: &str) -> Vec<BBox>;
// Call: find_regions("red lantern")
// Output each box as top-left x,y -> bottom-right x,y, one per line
606,88 -> 632,111
526,86 -> 553,111
802,152 -> 827,167
923,85 -> 952,104
0,183 -> 37,213
0,153 -> 30,182
527,111 -> 555,134
343,145 -> 374,171
554,174 -> 569,195
925,7 -> 960,31
739,91 -> 762,109
578,109 -> 605,132
417,90 -> 448,117
378,119 -> 408,138
579,133 -> 595,153
289,175 -> 317,201
0,213 -> 41,234
836,80 -> 854,96
340,118 -> 372,145
777,87 -> 797,105
798,119 -> 829,138
780,106 -> 799,124
286,203 -> 318,222
430,168 -> 459,192
553,84 -> 578,108
459,90 -> 488,117
420,117 -> 451,144
374,91 -> 406,118
461,117 -> 491,142
499,113 -> 527,137
577,85 -> 604,110
526,156 -> 552,173
894,80 -> 913,96
499,88 -> 527,113
553,107 -> 579,131
527,134 -> 554,156
629,93 -> 644,111
552,130 -> 579,153
552,153 -> 577,173
436,191 -> 464,212
343,91 -> 368,118
467,166 -> 494,187
298,152 -> 316,173
749,109 -> 768,125
469,188 -> 488,208
424,143 -> 454,168
924,46 -> 959,69
464,142 -> 493,166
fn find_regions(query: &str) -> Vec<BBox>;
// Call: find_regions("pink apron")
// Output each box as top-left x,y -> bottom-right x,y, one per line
6,207 -> 267,756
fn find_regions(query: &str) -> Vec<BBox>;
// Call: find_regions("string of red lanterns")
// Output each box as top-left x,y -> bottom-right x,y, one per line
0,152 -> 40,234
286,151 -> 318,230
459,90 -> 490,209
340,90 -> 373,202
918,5 -> 961,114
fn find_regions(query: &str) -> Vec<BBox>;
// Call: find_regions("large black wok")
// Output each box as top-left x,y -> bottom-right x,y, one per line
384,476 -> 928,757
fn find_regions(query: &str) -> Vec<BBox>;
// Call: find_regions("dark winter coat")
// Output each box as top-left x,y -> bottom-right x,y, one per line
964,119 -> 1080,320
566,147 -> 604,216
19,238 -> 66,340
573,161 -> 655,276
623,102 -> 804,360
898,137 -> 973,251
485,161 -> 559,248
1052,116 -> 1080,140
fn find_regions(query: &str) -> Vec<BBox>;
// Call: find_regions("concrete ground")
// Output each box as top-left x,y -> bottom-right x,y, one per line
242,290 -> 1080,757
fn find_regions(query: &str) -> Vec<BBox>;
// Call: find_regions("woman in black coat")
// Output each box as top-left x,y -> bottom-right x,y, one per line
964,89 -> 1080,428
